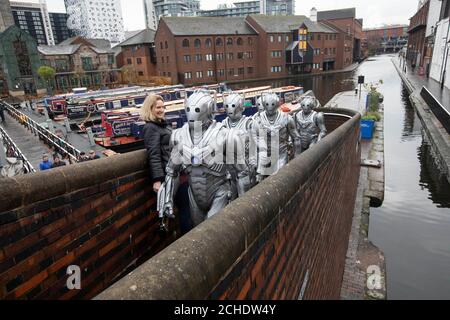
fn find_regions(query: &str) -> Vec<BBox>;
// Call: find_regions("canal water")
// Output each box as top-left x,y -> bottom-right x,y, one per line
231,55 -> 450,299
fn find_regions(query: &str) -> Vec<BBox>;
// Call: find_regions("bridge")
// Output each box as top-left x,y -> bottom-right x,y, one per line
0,108 -> 360,300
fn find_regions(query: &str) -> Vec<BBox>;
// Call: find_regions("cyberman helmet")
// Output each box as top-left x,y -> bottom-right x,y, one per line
224,93 -> 245,121
262,92 -> 280,115
301,96 -> 317,114
256,97 -> 264,113
185,90 -> 216,129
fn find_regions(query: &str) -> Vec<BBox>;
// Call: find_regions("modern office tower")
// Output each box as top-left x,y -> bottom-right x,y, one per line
143,0 -> 158,30
65,0 -> 125,44
153,0 -> 200,18
199,0 -> 295,17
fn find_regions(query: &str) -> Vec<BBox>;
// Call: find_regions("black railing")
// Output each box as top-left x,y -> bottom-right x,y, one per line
420,86 -> 450,134
1,101 -> 82,163
0,125 -> 35,174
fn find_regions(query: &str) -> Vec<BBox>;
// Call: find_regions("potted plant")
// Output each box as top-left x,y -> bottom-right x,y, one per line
361,111 -> 381,139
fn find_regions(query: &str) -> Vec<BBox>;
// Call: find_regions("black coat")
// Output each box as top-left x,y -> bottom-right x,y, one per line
142,120 -> 172,183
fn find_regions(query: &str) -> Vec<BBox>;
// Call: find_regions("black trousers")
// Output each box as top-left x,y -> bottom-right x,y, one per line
0,109 -> 5,122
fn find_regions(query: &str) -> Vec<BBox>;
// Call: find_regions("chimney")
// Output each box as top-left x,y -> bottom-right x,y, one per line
310,7 -> 318,22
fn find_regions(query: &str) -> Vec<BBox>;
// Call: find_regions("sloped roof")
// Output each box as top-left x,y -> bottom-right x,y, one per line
303,21 -> 339,33
248,15 -> 309,33
119,29 -> 156,47
38,44 -> 81,55
317,8 -> 356,21
162,16 -> 257,35
58,36 -> 111,49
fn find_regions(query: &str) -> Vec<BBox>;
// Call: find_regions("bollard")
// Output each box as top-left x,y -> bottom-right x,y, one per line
47,119 -> 55,134
86,127 -> 96,146
64,118 -> 72,133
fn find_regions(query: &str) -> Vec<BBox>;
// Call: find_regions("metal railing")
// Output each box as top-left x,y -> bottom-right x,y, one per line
1,101 -> 82,163
420,86 -> 450,134
0,125 -> 35,174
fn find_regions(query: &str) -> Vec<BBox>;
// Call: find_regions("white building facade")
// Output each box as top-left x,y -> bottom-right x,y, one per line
144,0 -> 158,30
65,0 -> 125,44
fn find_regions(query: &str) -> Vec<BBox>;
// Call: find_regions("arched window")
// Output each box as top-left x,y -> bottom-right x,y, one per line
227,37 -> 233,46
194,39 -> 201,48
237,37 -> 243,46
182,39 -> 190,47
165,41 -> 168,49
215,38 -> 223,46
205,38 -> 212,48
160,42 -> 163,49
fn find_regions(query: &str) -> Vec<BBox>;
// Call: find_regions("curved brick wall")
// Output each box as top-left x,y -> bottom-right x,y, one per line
96,108 -> 361,300
0,108 -> 359,300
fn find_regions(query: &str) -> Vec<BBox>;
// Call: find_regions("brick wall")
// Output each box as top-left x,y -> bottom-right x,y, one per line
0,152 -> 178,300
96,109 -> 361,300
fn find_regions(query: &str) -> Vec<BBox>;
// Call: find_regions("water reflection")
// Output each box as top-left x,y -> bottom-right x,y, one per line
418,140 -> 450,208
401,85 -> 421,141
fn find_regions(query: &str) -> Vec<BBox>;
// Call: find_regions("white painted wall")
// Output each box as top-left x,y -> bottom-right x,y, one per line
426,0 -> 443,37
430,18 -> 450,89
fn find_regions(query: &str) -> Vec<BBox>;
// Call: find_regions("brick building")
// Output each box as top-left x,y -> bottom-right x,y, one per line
156,16 -> 259,84
38,37 -> 121,91
407,0 -> 430,70
363,25 -> 408,54
317,8 -> 364,62
155,15 -> 355,85
117,29 -> 157,84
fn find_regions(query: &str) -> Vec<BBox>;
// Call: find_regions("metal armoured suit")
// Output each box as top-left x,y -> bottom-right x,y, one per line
251,96 -> 265,125
254,92 -> 302,180
222,93 -> 256,196
161,90 -> 245,226
295,96 -> 327,152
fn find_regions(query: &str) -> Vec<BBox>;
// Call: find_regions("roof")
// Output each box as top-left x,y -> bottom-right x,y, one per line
38,44 -> 81,55
248,15 -> 309,33
162,16 -> 257,35
302,21 -> 339,33
119,29 -> 156,47
317,8 -> 356,21
58,37 -> 112,49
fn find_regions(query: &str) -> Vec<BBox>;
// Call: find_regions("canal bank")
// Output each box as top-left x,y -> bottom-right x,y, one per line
392,58 -> 450,184
323,90 -> 387,300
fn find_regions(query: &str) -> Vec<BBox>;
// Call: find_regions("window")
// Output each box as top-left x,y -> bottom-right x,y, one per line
248,37 -> 253,45
278,35 -> 282,42
324,48 -> 328,55
195,54 -> 202,62
207,70 -> 214,77
108,54 -> 115,65
127,58 -> 132,64
137,58 -> 142,64
227,37 -> 233,46
318,34 -> 321,41
216,53 -> 224,60
205,38 -> 212,48
160,42 -> 163,49
238,68 -> 244,75
325,35 -> 328,40
205,54 -> 214,61
184,72 -> 192,79
167,56 -> 169,63
271,66 -> 282,73
183,55 -> 191,63
247,67 -> 253,74
218,69 -> 225,76
237,37 -> 243,46
270,35 -> 274,42
216,38 -> 223,46
247,52 -> 253,59
194,39 -> 201,48
310,34 -> 314,41
196,71 -> 203,78
286,35 -> 289,42
228,69 -> 234,76
165,41 -> 168,49
182,39 -> 190,47
138,71 -> 144,76
82,57 -> 93,71
227,52 -> 234,60
238,52 -> 244,59
162,57 -> 165,63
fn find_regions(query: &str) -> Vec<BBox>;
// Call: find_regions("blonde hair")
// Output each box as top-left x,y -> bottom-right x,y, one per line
140,94 -> 164,122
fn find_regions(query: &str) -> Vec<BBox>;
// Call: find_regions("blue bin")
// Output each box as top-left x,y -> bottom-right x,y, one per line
360,120 -> 375,139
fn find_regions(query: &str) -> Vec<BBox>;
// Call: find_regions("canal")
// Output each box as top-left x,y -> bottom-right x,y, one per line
231,55 -> 450,299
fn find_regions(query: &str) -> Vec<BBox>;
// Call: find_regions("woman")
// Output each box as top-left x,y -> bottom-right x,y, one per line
140,94 -> 171,193
140,94 -> 191,233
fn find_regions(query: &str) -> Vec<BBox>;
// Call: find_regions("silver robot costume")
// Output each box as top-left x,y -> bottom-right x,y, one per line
295,96 -> 327,151
161,90 -> 246,226
254,92 -> 302,179
222,93 -> 256,196
251,96 -> 265,125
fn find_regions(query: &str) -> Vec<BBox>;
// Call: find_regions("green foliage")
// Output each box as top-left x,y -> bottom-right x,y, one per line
362,111 -> 381,122
38,65 -> 55,81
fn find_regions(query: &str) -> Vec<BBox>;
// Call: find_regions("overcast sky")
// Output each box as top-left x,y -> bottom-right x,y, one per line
20,0 -> 419,31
